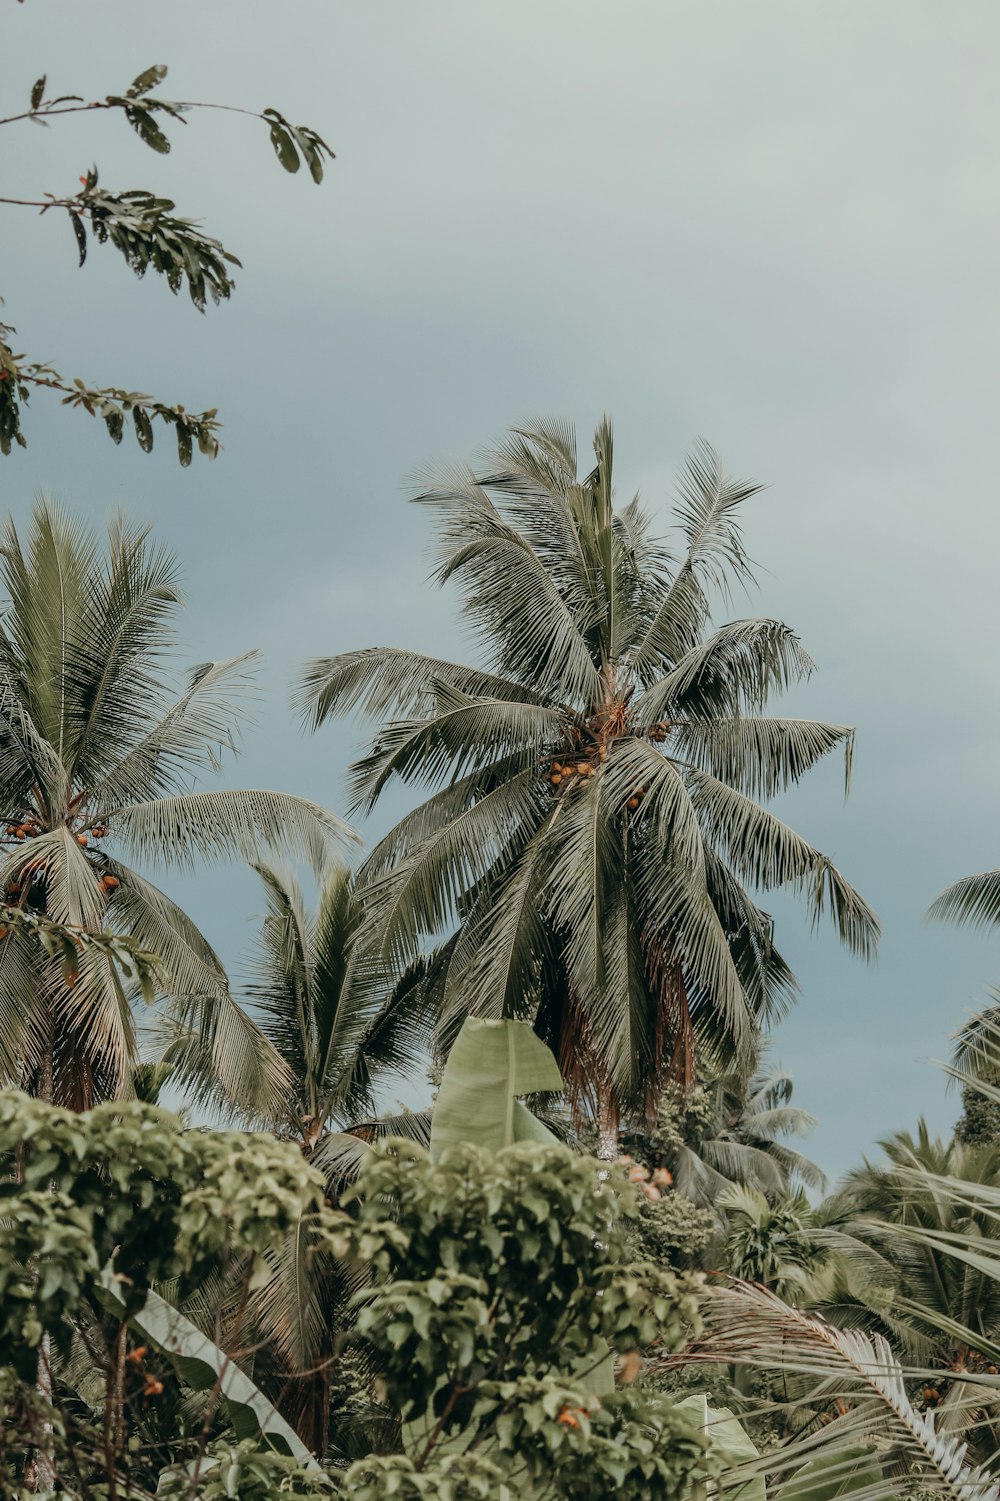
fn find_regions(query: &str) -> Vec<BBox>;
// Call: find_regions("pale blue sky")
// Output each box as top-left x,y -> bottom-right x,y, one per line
4,1 -> 1000,1178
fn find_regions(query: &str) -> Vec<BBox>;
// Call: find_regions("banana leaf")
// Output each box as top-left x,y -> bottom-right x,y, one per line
99,1271 -> 317,1467
429,1016 -> 563,1160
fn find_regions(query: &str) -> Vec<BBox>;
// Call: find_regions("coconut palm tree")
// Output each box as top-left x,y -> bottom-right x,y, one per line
198,861 -> 436,1451
646,1052 -> 826,1206
299,419 -> 878,1140
232,861 -> 434,1157
0,502 -> 354,1112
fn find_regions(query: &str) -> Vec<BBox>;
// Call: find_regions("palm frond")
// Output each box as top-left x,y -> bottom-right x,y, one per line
672,717 -> 854,800
345,694 -> 561,815
628,443 -> 761,674
412,464 -> 602,701
359,751 -> 535,884
682,768 -> 879,959
246,862 -> 319,1099
359,771 -> 544,963
682,1281 -> 1000,1501
63,513 -> 183,784
929,873 -> 1000,932
634,618 -> 816,724
89,653 -> 260,809
108,789 -> 358,875
160,986 -> 294,1123
295,647 -> 539,729
440,808 -> 562,1029
0,927 -> 44,1085
102,856 -> 229,1003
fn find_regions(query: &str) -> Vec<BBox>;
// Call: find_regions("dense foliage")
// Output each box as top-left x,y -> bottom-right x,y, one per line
0,1090 -> 716,1501
3,418 -> 1000,1501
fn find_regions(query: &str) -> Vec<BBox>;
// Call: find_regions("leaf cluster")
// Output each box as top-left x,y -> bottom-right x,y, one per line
320,1138 -> 713,1498
0,1089 -> 328,1375
2,63 -> 334,462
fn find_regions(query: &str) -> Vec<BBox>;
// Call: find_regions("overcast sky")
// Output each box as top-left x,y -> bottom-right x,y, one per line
4,1 -> 1000,1178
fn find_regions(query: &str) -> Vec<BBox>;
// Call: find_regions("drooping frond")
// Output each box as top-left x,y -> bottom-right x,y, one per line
0,927 -> 44,1085
160,986 -> 294,1123
101,857 -> 228,1003
294,647 -> 539,729
672,716 -> 854,800
359,751 -> 535,884
699,842 -> 799,1029
633,618 -> 816,724
440,807 -> 562,1030
681,1281 -> 1000,1501
359,770 -> 544,964
950,999 -> 1000,1082
682,768 -> 880,959
108,789 -> 358,875
345,692 -> 561,814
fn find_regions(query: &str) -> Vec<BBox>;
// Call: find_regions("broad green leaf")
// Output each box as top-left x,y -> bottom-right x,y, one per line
430,1017 -> 563,1160
100,1272 -> 318,1467
672,1393 -> 764,1501
778,1446 -> 882,1501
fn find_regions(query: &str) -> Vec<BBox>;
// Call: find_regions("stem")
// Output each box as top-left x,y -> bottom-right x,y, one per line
23,1336 -> 56,1493
0,196 -> 72,209
0,98 -> 267,131
0,102 -> 108,128
415,1381 -> 466,1471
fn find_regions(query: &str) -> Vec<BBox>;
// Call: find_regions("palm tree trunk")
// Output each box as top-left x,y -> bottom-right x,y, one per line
23,1337 -> 56,1492
595,1080 -> 619,1162
24,1010 -> 57,1493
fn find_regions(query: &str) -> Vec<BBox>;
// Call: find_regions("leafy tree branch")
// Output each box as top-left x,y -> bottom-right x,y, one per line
1,63 -> 334,463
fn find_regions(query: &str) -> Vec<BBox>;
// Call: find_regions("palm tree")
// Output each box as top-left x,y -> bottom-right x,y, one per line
299,419 -> 877,1140
0,502 -> 353,1112
839,1124 -> 1000,1370
645,1052 -> 826,1206
233,861 -> 434,1156
210,862 -> 435,1452
719,1184 -> 831,1301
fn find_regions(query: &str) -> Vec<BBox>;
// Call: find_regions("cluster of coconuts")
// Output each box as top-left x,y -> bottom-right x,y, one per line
547,757 -> 646,810
5,818 -> 42,841
548,756 -> 600,788
1,818 -> 119,905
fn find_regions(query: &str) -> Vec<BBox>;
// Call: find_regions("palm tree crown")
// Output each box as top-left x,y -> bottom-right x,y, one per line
300,419 -> 878,1126
0,502 -> 354,1111
641,1052 -> 826,1206
236,861 -> 434,1153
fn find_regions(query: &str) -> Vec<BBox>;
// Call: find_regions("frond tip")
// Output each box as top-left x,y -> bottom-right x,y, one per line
680,1281 -> 1000,1501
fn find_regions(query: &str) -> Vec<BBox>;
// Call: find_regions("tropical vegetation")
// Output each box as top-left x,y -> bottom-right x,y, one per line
3,421 -> 1000,1501
0,503 -> 352,1114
